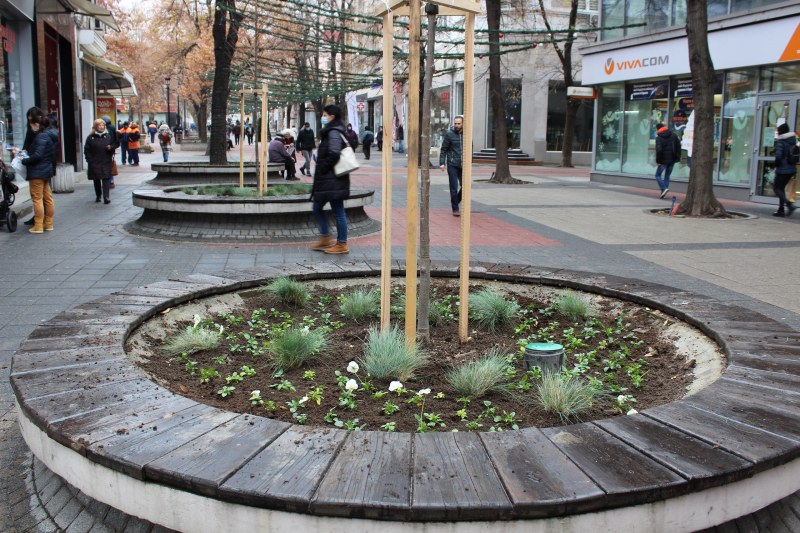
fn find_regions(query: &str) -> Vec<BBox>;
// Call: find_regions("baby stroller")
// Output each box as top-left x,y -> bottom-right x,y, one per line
0,158 -> 18,232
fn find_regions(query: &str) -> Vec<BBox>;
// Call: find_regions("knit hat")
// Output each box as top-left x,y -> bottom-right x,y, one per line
777,123 -> 790,135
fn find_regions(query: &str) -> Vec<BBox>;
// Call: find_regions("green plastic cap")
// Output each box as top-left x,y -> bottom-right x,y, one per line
525,342 -> 564,352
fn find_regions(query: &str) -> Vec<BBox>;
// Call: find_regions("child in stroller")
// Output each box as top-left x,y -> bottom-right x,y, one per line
0,158 -> 18,232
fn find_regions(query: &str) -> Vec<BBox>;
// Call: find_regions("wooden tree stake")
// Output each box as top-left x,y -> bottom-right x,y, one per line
380,14 -> 394,330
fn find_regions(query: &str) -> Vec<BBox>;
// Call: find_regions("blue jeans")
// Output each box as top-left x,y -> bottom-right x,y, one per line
301,150 -> 313,174
313,199 -> 347,242
447,164 -> 463,212
655,163 -> 674,191
162,149 -> 169,162
397,141 -> 404,154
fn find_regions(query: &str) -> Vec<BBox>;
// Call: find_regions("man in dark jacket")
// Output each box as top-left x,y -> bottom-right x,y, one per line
310,104 -> 350,255
439,116 -> 464,216
268,130 -> 298,180
297,122 -> 316,176
773,122 -> 797,217
654,122 -> 681,199
362,125 -> 374,160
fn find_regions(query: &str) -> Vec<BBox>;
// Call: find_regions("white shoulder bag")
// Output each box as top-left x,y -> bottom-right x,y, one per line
334,133 -> 359,177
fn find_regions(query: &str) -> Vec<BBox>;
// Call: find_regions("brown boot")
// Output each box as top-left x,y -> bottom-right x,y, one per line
324,242 -> 349,255
43,216 -> 54,231
311,235 -> 335,251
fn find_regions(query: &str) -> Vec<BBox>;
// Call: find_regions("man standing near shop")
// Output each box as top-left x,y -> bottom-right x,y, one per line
654,122 -> 681,199
439,115 -> 464,216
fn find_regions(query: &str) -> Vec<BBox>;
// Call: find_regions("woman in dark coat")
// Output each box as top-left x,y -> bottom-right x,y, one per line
310,104 -> 350,254
84,118 -> 118,204
773,122 -> 798,217
18,109 -> 56,233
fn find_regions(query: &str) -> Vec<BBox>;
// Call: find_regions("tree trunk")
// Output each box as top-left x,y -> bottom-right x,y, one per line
416,12 -> 437,344
209,0 -> 241,165
486,0 -> 515,184
194,102 -> 208,142
676,0 -> 727,217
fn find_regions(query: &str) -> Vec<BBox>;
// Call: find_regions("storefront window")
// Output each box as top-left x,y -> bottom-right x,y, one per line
669,76 -> 722,180
707,0 -> 729,18
672,0 -> 687,26
596,84 -> 623,172
430,86 -> 451,149
719,69 -> 756,184
759,63 -> 800,93
486,78 -> 521,149
602,0 -> 624,40
546,81 -> 593,152
621,80 -> 668,174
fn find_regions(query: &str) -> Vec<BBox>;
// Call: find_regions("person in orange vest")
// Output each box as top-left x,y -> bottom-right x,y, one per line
127,122 -> 142,166
118,121 -> 131,165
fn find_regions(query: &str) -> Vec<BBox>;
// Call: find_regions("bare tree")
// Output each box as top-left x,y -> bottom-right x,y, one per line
209,0 -> 242,165
486,0 -> 517,183
676,0 -> 727,217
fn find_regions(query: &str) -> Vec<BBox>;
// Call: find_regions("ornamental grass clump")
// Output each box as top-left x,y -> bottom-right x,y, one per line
555,292 -> 592,322
268,326 -> 327,370
469,288 -> 520,332
535,372 -> 604,423
339,289 -> 380,321
446,349 -> 508,398
163,315 -> 221,356
361,325 -> 427,381
264,277 -> 310,307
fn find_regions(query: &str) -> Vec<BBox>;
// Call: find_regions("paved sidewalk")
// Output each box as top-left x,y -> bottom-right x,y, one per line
1,140 -> 799,532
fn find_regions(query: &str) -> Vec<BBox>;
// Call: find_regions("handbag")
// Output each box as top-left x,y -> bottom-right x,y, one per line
111,159 -> 119,176
334,134 -> 359,177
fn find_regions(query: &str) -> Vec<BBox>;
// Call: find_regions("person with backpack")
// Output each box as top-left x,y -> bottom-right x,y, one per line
654,122 -> 681,199
773,122 -> 798,217
361,125 -> 374,160
158,124 -> 173,162
147,122 -> 158,144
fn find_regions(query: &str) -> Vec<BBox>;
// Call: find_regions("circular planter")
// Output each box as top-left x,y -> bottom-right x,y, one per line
149,162 -> 288,185
126,185 -> 379,243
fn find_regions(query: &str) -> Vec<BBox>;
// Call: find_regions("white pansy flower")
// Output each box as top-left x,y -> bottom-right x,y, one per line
299,396 -> 309,404
627,409 -> 638,415
418,388 -> 431,396
193,314 -> 202,327
388,381 -> 403,392
347,361 -> 360,374
345,379 -> 358,392
617,395 -> 626,403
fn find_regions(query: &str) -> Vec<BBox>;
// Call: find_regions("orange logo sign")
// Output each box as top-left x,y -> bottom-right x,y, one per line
779,22 -> 800,62
604,58 -> 614,75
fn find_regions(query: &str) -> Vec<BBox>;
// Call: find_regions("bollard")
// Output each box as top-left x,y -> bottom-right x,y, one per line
524,342 -> 565,374
52,163 -> 75,193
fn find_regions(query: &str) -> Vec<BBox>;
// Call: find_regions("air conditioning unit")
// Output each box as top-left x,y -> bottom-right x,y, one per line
577,0 -> 599,14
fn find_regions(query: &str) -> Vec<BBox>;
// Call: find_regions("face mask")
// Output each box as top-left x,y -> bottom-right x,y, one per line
321,117 -> 329,126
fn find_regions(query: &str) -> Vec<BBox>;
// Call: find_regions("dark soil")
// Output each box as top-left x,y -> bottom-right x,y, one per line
130,280 -> 698,432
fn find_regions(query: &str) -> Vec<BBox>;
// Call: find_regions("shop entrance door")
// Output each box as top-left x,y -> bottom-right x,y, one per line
752,94 -> 800,202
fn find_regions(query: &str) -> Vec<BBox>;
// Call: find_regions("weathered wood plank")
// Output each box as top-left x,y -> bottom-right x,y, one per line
645,403 -> 798,464
722,368 -> 800,397
11,346 -> 122,374
542,424 -> 685,506
144,414 -> 288,493
220,426 -> 347,512
411,432 -> 512,520
594,415 -> 753,486
312,431 -> 411,519
11,359 -> 137,400
480,428 -> 605,517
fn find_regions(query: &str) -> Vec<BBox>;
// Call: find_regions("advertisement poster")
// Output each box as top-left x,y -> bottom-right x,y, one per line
626,80 -> 668,101
96,96 -> 116,124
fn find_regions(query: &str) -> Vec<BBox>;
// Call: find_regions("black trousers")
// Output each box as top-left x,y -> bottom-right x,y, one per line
363,144 -> 371,160
93,179 -> 110,201
774,172 -> 796,210
273,156 -> 296,178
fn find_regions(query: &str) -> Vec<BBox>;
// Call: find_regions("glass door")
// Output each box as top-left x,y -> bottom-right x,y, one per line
752,95 -> 800,201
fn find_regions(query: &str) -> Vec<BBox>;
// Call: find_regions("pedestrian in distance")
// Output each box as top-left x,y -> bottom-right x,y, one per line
118,121 -> 130,165
396,124 -> 404,154
654,122 -> 681,199
344,123 -> 359,151
297,122 -> 316,176
20,107 -> 47,227
310,104 -> 350,255
147,122 -> 158,144
127,122 -> 141,166
439,115 -> 464,216
362,125 -> 374,160
245,121 -> 254,145
268,130 -> 299,181
158,124 -> 173,162
377,126 -> 383,152
232,121 -> 241,145
17,109 -> 56,233
84,118 -> 118,205
773,122 -> 798,217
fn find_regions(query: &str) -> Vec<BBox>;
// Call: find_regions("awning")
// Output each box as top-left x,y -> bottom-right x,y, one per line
37,0 -> 119,31
83,53 -> 137,97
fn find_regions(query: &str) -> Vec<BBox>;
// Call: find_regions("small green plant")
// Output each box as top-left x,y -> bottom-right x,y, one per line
381,422 -> 397,432
268,326 -> 327,370
163,315 -> 221,356
338,289 -> 380,321
249,390 -> 264,405
271,378 -> 296,392
225,372 -> 244,384
555,292 -> 592,322
303,370 -> 316,381
199,368 -> 220,384
446,349 -> 508,398
536,372 -> 604,423
469,288 -> 520,332
361,325 -> 428,381
217,385 -> 235,397
264,277 -> 311,307
185,360 -> 198,375
382,401 -> 400,415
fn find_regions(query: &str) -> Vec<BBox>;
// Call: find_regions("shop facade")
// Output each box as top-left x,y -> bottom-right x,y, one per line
582,2 -> 800,202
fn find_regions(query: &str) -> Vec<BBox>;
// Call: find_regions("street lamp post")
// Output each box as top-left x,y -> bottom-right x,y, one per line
165,77 -> 171,126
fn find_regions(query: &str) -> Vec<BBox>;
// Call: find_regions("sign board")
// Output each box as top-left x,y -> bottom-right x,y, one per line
567,86 -> 596,99
356,101 -> 366,112
95,96 -> 116,124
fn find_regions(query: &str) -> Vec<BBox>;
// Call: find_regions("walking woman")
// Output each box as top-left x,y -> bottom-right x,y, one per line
310,104 -> 350,254
84,118 -> 118,204
19,109 -> 56,233
158,124 -> 173,162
